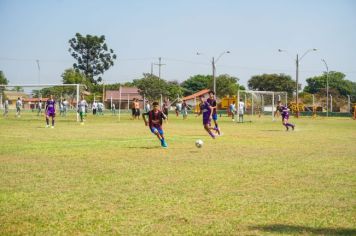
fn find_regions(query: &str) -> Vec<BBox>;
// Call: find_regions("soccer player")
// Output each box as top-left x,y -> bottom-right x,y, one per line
229,100 -> 236,121
142,101 -> 168,148
162,100 -> 169,120
276,100 -> 295,131
37,100 -> 43,116
45,95 -> 56,128
238,98 -> 245,123
181,100 -> 188,120
15,97 -> 22,118
207,91 -> 220,135
62,99 -> 68,117
198,95 -> 216,139
3,99 -> 9,117
78,95 -> 88,124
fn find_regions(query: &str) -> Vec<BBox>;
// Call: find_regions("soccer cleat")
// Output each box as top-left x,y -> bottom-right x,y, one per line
46,125 -> 49,128
161,139 -> 168,148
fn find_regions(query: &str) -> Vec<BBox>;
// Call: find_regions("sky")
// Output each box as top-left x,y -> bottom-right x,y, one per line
0,0 -> 355,89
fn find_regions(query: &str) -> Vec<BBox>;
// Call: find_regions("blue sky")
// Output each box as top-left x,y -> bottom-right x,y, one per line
0,0 -> 355,88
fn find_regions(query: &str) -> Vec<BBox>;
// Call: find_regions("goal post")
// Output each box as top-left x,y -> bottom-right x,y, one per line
0,84 -> 84,122
236,90 -> 288,122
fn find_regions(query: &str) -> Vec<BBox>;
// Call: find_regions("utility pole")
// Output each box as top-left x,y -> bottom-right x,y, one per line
296,54 -> 299,117
154,57 -> 166,79
212,57 -> 216,94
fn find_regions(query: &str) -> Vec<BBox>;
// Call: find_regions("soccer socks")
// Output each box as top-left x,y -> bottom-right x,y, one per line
52,119 -> 55,127
208,130 -> 216,139
46,117 -> 49,126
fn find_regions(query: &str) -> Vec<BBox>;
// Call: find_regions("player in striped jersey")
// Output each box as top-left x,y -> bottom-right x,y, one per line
142,101 -> 168,148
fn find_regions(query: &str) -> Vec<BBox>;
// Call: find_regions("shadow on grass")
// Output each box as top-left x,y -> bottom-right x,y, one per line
250,224 -> 356,236
261,129 -> 283,132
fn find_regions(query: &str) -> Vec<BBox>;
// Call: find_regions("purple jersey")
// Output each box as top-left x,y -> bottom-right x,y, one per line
278,105 -> 289,118
207,98 -> 217,115
46,100 -> 56,113
200,101 -> 212,125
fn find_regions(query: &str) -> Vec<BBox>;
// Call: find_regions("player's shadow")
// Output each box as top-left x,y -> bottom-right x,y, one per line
250,224 -> 356,236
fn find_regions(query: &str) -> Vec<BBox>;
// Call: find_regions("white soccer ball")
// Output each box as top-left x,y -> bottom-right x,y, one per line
195,139 -> 203,148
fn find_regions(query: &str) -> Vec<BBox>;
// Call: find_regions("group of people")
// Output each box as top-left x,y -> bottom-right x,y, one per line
228,99 -> 246,123
3,93 -> 295,146
142,91 -> 295,148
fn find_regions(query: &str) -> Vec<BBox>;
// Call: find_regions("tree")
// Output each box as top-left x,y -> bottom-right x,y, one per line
68,33 -> 117,84
210,74 -> 241,98
134,73 -> 170,101
248,73 -> 296,96
304,71 -> 356,97
0,71 -> 8,96
0,71 -> 8,85
181,75 -> 211,96
166,80 -> 184,100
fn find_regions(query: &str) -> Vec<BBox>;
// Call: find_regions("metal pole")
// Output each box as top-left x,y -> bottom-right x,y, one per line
160,94 -> 163,109
76,84 -> 79,122
296,54 -> 299,118
237,89 -> 240,123
312,94 -> 315,107
118,86 -> 121,121
272,92 -> 275,121
127,94 -> 129,111
330,94 -> 333,113
212,57 -> 216,94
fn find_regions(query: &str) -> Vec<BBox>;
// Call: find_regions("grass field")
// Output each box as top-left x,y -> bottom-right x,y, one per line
0,111 -> 355,235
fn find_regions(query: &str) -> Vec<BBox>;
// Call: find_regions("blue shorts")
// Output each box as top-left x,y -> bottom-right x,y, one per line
150,127 -> 164,135
212,113 -> 218,121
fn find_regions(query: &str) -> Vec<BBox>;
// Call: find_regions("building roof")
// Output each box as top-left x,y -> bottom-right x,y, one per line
23,98 -> 49,102
182,89 -> 210,101
3,91 -> 29,100
105,87 -> 143,101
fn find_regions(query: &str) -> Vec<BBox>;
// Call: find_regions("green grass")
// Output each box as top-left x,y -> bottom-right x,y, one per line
0,111 -> 355,235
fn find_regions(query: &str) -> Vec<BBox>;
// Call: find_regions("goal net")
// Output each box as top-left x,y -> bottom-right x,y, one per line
236,90 -> 288,122
0,84 -> 83,121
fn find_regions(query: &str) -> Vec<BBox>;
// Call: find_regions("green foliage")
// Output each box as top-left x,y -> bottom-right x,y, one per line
166,81 -> 184,100
210,74 -> 240,98
0,71 -> 8,85
181,74 -> 211,96
134,74 -> 182,101
304,71 -> 356,98
248,74 -> 296,96
11,86 -> 24,92
68,33 -> 117,84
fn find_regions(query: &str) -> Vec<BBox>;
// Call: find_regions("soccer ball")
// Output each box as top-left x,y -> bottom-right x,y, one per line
195,139 -> 203,148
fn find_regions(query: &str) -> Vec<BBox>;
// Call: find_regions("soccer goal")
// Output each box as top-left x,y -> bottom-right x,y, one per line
236,90 -> 288,122
0,84 -> 84,121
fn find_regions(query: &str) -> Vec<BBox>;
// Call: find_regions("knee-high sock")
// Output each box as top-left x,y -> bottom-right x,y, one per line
52,119 -> 55,126
46,117 -> 49,125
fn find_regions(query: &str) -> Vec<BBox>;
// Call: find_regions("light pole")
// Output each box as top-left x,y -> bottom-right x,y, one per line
321,59 -> 329,117
330,94 -> 333,112
279,48 -> 317,117
197,51 -> 230,94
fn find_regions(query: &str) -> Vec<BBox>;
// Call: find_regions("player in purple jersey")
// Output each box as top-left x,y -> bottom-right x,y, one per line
276,101 -> 295,131
207,91 -> 221,135
142,101 -> 168,148
45,95 -> 56,128
198,95 -> 216,139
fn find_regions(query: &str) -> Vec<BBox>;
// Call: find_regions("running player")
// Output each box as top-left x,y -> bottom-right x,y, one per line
207,91 -> 220,135
142,101 -> 168,148
276,100 -> 295,131
198,95 -> 216,139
